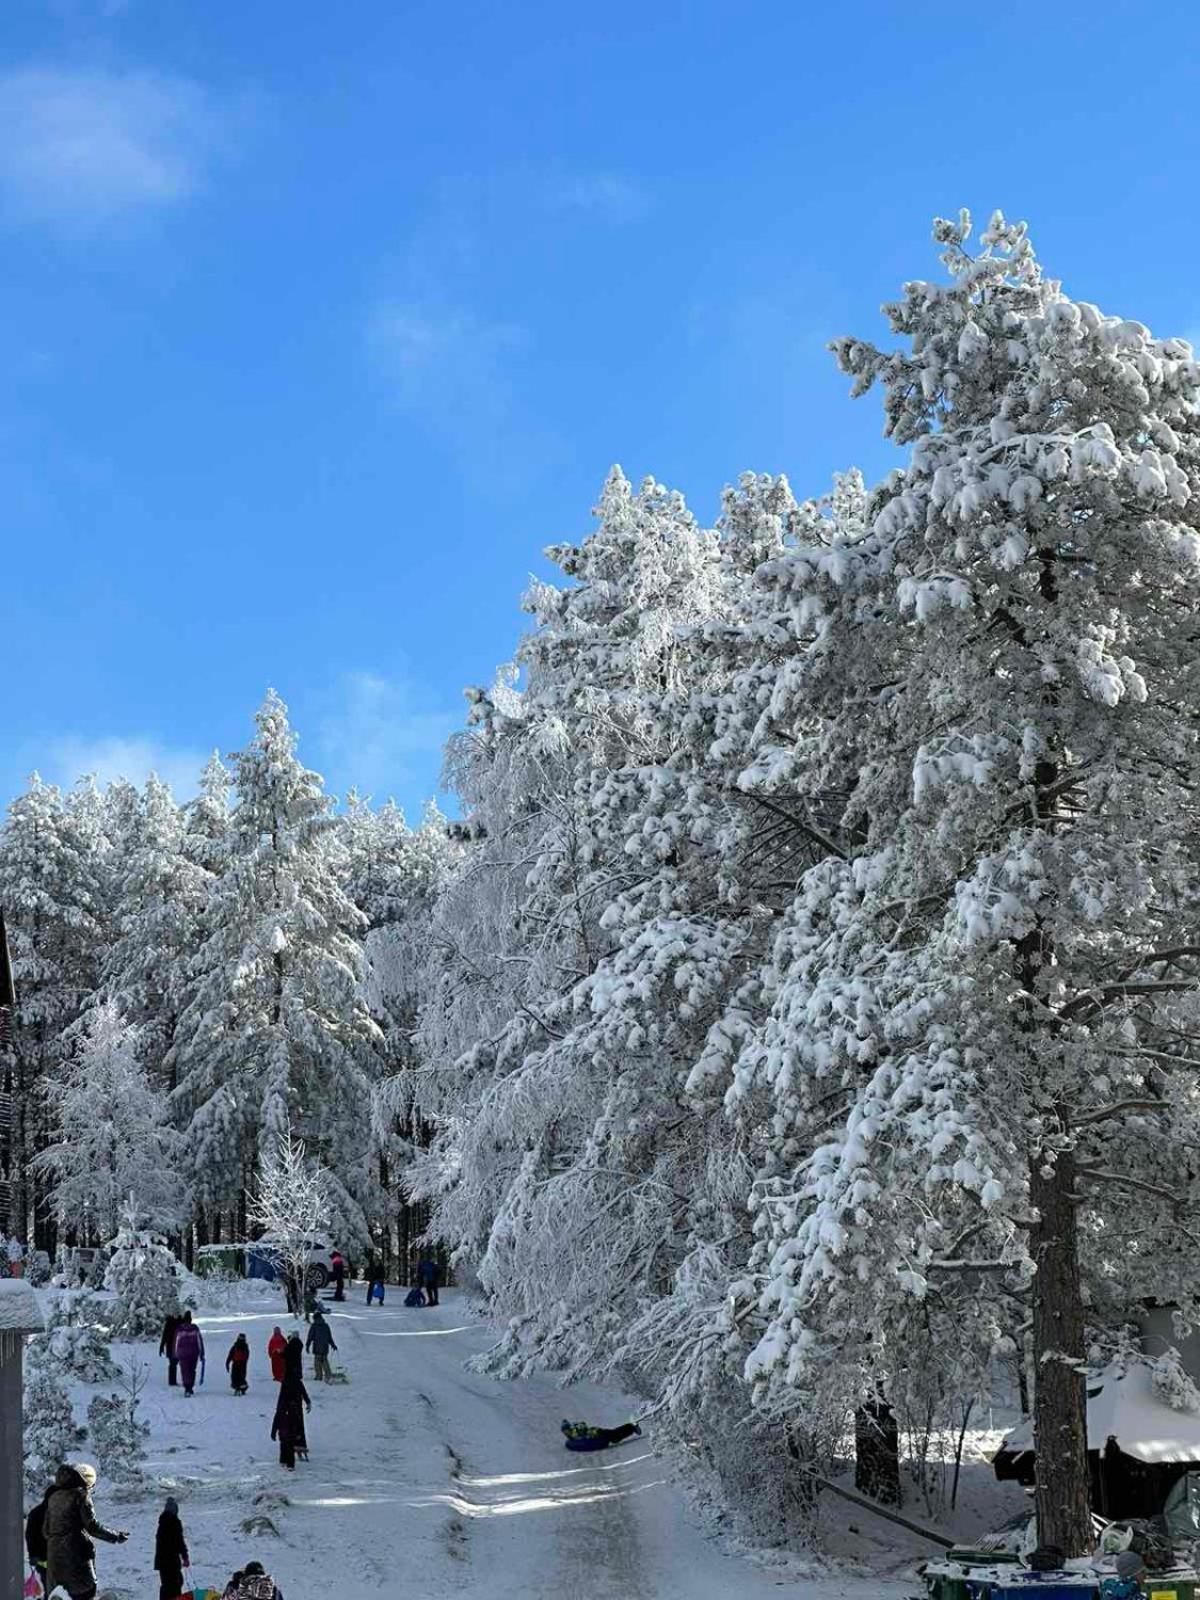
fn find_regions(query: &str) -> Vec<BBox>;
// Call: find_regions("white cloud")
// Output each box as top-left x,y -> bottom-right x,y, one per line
369,302 -> 525,430
315,670 -> 459,811
0,66 -> 224,226
546,173 -> 650,223
42,734 -> 210,799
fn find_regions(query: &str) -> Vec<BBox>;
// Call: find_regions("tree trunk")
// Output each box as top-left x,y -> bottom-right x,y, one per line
1029,1145 -> 1091,1554
855,1397 -> 901,1506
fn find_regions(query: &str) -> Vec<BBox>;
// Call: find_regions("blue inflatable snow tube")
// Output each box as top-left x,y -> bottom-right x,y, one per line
564,1435 -> 612,1452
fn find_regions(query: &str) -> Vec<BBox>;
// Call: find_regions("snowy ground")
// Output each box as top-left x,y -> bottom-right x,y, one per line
61,1284 -> 920,1600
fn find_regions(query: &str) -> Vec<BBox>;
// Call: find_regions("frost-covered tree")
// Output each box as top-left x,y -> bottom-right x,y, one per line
169,692 -> 380,1242
104,774 -> 213,1090
40,1292 -> 118,1383
728,212 -> 1200,1553
36,1001 -> 185,1240
248,1128 -> 330,1317
23,1347 -> 82,1495
105,1212 -> 188,1336
87,1358 -> 151,1487
0,775 -> 105,1244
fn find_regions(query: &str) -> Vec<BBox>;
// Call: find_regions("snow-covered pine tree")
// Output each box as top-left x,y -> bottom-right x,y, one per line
104,1211 -> 188,1337
729,211 -> 1200,1554
87,1358 -> 150,1487
104,774 -> 213,1092
35,1000 -> 185,1240
23,1349 -> 81,1496
169,692 -> 379,1246
40,1291 -> 118,1382
0,775 -> 105,1246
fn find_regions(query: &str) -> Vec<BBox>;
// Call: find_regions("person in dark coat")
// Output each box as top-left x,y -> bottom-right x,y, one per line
226,1333 -> 250,1394
416,1253 -> 440,1307
159,1310 -> 182,1387
305,1308 -> 338,1381
154,1496 -> 189,1600
330,1249 -> 346,1301
270,1368 -> 312,1470
43,1462 -> 128,1600
173,1310 -> 205,1396
267,1326 -> 287,1382
365,1256 -> 384,1306
284,1331 -> 304,1381
25,1484 -> 52,1593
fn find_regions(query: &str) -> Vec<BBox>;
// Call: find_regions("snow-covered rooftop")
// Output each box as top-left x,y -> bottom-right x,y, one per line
1002,1361 -> 1200,1465
0,1278 -> 43,1332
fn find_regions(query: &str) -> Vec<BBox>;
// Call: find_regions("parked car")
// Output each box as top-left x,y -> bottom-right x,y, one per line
255,1234 -> 337,1289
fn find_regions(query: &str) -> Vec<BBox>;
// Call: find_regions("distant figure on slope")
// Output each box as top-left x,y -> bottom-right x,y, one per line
267,1326 -> 288,1382
270,1367 -> 312,1470
305,1308 -> 337,1381
159,1309 -> 182,1387
154,1496 -> 189,1600
365,1256 -> 385,1306
226,1333 -> 251,1395
43,1462 -> 128,1600
173,1311 -> 205,1398
416,1253 -> 440,1307
330,1249 -> 346,1301
223,1560 -> 285,1599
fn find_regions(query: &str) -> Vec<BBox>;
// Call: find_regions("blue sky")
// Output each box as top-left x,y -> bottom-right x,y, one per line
4,0 -> 1200,817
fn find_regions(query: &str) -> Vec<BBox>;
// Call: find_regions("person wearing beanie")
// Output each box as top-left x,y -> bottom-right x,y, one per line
44,1462 -> 128,1600
154,1497 -> 190,1600
1102,1548 -> 1146,1598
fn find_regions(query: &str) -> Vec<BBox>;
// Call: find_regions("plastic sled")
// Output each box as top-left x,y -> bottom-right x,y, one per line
404,1287 -> 425,1307
564,1434 -> 615,1452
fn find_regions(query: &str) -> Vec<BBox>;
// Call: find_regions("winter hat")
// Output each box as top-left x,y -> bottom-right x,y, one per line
164,1497 -> 179,1516
71,1463 -> 97,1489
1115,1550 -> 1146,1578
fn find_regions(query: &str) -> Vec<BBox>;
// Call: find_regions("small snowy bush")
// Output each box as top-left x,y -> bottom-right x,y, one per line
1151,1348 -> 1200,1412
87,1362 -> 150,1488
41,1293 -> 118,1382
23,1357 -> 82,1497
25,1249 -> 51,1287
105,1225 -> 187,1337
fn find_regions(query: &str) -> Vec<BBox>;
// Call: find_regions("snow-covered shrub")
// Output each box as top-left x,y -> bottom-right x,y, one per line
40,1292 -> 118,1382
1151,1349 -> 1200,1413
105,1225 -> 187,1337
87,1360 -> 150,1487
25,1249 -> 51,1287
23,1356 -> 82,1497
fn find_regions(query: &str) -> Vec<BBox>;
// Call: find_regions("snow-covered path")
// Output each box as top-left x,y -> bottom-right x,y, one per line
92,1287 -> 908,1599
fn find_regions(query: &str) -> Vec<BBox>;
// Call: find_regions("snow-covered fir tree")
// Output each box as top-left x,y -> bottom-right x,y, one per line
0,775 -> 105,1246
36,1001 -> 185,1240
169,692 -> 380,1244
23,1347 -> 82,1495
40,1291 -> 118,1383
105,1212 -> 188,1336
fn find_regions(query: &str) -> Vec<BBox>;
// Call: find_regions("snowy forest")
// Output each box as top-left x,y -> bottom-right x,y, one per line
9,211 -> 1200,1557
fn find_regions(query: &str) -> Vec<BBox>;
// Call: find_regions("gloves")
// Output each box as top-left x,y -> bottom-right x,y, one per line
116,1533 -> 129,1544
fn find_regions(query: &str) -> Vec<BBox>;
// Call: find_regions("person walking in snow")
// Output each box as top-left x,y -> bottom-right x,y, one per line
154,1496 -> 189,1600
416,1253 -> 440,1307
365,1256 -> 384,1306
270,1366 -> 312,1470
160,1309 -> 183,1388
43,1461 -> 129,1600
330,1249 -> 346,1301
283,1331 -> 304,1381
8,1233 -> 24,1276
174,1310 -> 205,1397
226,1333 -> 251,1395
267,1326 -> 287,1382
305,1307 -> 337,1381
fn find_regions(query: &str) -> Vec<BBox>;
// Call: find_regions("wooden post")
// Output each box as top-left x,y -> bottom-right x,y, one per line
0,1282 -> 45,1600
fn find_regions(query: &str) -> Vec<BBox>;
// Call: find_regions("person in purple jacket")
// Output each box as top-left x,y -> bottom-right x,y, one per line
173,1310 -> 205,1397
